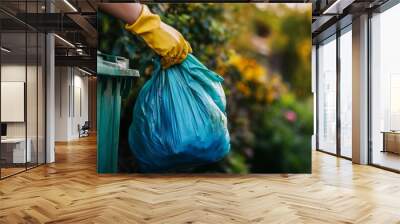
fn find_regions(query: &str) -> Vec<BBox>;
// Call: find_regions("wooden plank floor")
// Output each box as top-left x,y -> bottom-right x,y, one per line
1,135 -> 400,224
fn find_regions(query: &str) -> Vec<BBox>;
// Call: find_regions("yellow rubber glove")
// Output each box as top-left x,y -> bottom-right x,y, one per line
125,5 -> 192,69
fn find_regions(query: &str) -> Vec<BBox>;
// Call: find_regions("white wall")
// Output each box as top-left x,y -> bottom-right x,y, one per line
72,72 -> 89,138
1,65 -> 26,137
1,65 -> 26,140
55,66 -> 69,141
54,67 -> 89,141
1,65 -> 37,138
1,63 -> 46,164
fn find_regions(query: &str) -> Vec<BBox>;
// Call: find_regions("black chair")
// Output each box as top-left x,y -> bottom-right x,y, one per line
78,121 -> 90,138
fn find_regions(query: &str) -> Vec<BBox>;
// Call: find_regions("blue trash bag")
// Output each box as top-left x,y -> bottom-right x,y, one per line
128,54 -> 230,173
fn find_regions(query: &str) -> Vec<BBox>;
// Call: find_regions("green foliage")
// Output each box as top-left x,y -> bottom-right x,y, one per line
157,4 -> 230,69
98,4 -> 230,72
250,94 -> 312,173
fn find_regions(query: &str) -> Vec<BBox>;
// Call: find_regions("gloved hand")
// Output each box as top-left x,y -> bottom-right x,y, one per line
125,5 -> 192,69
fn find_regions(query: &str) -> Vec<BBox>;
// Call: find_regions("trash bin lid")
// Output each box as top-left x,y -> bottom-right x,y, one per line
97,51 -> 140,77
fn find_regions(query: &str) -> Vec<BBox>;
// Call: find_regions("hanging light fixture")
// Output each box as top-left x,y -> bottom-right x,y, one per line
54,34 -> 75,48
1,47 -> 11,53
63,0 -> 78,12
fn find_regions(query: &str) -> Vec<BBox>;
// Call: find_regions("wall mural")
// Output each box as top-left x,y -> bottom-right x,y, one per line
97,3 -> 312,173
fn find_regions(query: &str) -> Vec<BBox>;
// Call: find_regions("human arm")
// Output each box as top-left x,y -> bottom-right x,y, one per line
98,3 -> 192,68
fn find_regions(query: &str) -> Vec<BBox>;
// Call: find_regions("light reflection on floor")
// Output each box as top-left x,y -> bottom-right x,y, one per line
372,150 -> 400,171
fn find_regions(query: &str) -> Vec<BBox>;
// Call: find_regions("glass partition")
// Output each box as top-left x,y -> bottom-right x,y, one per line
339,27 -> 352,158
0,1 -> 46,179
317,35 -> 337,154
371,4 -> 400,171
1,31 -> 28,177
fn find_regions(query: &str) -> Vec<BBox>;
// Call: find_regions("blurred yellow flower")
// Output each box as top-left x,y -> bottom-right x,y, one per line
216,57 -> 227,76
227,51 -> 288,103
297,39 -> 311,63
229,52 -> 267,84
236,82 -> 251,97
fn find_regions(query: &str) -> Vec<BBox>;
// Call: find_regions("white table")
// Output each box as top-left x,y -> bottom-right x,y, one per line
1,138 -> 31,163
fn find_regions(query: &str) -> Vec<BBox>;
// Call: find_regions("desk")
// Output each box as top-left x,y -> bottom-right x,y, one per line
1,138 -> 31,163
382,131 -> 400,154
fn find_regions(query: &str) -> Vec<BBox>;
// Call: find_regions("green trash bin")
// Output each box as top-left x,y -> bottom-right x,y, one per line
97,52 -> 139,173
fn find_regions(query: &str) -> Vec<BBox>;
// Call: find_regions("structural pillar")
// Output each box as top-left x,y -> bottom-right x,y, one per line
352,14 -> 369,164
46,0 -> 55,163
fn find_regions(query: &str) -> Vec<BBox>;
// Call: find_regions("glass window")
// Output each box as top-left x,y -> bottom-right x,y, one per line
371,4 -> 400,171
339,27 -> 352,158
317,35 -> 337,154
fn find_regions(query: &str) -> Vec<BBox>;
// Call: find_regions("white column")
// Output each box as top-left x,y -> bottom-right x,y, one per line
352,14 -> 369,164
46,32 -> 55,163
